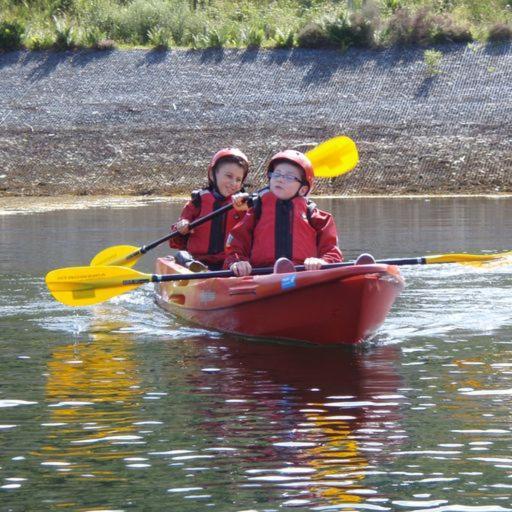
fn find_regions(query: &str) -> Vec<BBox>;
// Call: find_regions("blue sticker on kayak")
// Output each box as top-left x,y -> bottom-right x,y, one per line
281,274 -> 296,290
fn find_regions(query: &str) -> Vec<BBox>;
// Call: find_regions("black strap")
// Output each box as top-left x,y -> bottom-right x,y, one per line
275,199 -> 293,260
253,195 -> 262,221
207,199 -> 227,255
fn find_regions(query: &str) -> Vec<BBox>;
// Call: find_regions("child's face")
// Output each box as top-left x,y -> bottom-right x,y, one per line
269,162 -> 308,200
215,163 -> 245,197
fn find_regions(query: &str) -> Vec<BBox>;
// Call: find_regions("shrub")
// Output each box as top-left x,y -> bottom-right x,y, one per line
273,28 -> 295,48
488,23 -> 512,42
0,20 -> 24,51
94,38 -> 116,51
385,8 -> 432,45
190,33 -> 208,49
23,29 -> 56,51
206,28 -> 226,48
109,0 -> 175,45
385,7 -> 472,46
424,48 -> 443,75
82,26 -> 107,48
242,27 -> 265,48
329,12 -> 375,48
147,26 -> 172,50
297,22 -> 333,48
431,16 -> 473,44
384,0 -> 402,12
53,16 -> 79,50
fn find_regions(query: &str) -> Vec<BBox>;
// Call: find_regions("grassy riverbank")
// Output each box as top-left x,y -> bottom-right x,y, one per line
1,0 -> 511,52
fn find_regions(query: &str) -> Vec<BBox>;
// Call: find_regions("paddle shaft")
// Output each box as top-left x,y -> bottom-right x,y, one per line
131,251 -> 512,285
123,257 -> 431,286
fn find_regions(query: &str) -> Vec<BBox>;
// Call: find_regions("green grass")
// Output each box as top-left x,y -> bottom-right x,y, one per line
1,0 -> 512,52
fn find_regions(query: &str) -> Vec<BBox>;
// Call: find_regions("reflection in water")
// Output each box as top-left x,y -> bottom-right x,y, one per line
180,337 -> 405,508
39,320 -> 143,484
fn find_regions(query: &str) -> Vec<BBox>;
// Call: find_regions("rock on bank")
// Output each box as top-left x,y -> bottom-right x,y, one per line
0,45 -> 511,197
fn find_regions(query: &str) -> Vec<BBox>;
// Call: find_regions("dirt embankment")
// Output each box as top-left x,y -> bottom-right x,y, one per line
0,44 -> 511,198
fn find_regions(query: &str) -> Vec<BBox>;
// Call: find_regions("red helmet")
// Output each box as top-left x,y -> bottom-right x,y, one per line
207,148 -> 249,185
268,150 -> 314,192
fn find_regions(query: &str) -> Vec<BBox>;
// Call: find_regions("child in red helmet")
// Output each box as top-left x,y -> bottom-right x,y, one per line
224,149 -> 343,276
170,148 -> 250,270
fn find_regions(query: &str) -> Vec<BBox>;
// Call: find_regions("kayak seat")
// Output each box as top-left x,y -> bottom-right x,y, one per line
175,250 -> 208,272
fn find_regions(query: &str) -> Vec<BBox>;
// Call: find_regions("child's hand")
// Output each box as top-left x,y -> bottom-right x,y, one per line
232,193 -> 250,212
304,257 -> 325,271
176,219 -> 190,235
230,261 -> 252,276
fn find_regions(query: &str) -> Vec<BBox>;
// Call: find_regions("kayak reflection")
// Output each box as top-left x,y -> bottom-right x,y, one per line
185,336 -> 405,508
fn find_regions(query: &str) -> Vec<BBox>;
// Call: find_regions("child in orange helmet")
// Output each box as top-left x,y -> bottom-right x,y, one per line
170,148 -> 250,270
224,149 -> 342,276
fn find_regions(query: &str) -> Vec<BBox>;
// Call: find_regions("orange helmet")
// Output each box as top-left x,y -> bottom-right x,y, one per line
207,148 -> 250,185
268,150 -> 314,192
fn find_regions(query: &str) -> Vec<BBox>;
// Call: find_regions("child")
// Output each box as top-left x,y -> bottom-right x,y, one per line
224,149 -> 343,276
170,148 -> 250,270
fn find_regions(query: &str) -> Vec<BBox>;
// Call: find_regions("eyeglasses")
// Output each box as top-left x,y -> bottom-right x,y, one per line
269,171 -> 302,184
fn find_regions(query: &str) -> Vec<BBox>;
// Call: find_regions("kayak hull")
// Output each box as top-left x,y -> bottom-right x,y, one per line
154,257 -> 404,346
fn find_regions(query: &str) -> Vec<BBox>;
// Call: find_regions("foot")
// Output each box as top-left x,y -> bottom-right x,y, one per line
355,253 -> 376,265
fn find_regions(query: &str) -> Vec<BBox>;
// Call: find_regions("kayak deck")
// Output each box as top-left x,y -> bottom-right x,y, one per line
154,257 -> 404,345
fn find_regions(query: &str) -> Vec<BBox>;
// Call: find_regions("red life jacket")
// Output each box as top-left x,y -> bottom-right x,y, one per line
250,190 -> 318,267
187,189 -> 244,263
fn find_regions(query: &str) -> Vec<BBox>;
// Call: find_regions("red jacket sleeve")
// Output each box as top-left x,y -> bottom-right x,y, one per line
223,211 -> 257,269
308,208 -> 343,263
169,200 -> 201,249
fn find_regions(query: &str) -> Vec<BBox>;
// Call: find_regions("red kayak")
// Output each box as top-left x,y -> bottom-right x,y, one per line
154,257 -> 404,346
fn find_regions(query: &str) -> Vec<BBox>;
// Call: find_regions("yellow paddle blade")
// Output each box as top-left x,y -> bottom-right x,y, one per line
425,251 -> 512,267
90,245 -> 141,267
459,251 -> 512,268
306,136 -> 359,178
45,266 -> 151,307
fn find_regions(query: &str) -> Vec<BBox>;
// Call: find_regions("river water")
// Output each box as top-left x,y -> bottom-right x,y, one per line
1,197 -> 511,512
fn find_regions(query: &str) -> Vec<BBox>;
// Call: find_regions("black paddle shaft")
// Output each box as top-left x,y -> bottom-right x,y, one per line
135,257 -> 425,285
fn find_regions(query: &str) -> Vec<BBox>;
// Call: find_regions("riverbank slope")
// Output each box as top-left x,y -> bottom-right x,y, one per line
0,44 -> 511,197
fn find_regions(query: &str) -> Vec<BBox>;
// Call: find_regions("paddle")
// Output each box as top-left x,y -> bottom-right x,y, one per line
89,135 -> 359,268
46,250 -> 511,307
379,252 -> 512,267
